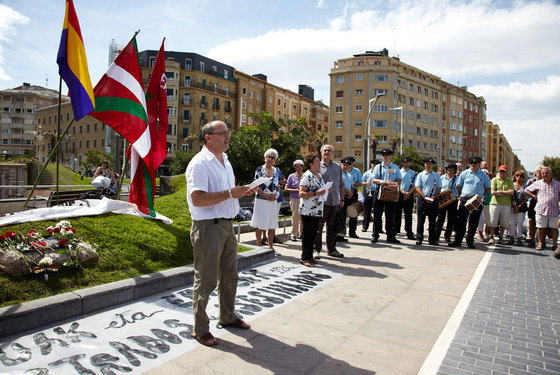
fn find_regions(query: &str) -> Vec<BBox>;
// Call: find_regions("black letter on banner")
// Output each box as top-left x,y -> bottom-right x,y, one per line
24,369 -> 48,374
109,342 -> 156,367
247,291 -> 284,304
163,319 -> 193,339
150,329 -> 182,345
160,295 -> 192,308
286,276 -> 317,286
90,353 -> 132,375
126,336 -> 169,354
237,295 -> 272,308
53,322 -> 97,342
0,343 -> 31,366
276,281 -> 310,292
33,333 -> 68,356
257,286 -> 295,298
240,269 -> 276,280
302,271 -> 332,280
48,354 -> 94,375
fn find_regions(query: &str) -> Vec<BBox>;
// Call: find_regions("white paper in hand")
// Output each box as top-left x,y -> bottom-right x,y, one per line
247,176 -> 272,190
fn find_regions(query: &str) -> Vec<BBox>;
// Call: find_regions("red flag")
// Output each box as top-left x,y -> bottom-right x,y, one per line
146,39 -> 168,170
91,36 -> 155,216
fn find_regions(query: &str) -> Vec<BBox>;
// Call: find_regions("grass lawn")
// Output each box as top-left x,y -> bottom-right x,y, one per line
0,175 -> 250,307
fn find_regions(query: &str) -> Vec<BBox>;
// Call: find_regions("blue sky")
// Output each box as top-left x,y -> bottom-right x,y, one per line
1,0 -> 559,170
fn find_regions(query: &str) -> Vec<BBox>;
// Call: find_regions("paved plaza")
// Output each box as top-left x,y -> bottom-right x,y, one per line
1,220 -> 559,374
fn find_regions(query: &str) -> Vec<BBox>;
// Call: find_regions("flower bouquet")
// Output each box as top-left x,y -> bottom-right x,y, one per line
0,220 -> 98,278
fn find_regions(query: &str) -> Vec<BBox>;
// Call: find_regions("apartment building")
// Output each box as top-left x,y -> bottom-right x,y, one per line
330,49 -> 443,170
330,49 -> 490,171
0,83 -> 63,157
139,50 -> 237,154
35,102 -> 121,172
236,72 -> 329,138
486,121 -> 518,175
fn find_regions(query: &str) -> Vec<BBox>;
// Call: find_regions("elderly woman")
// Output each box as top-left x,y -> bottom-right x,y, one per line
251,148 -> 282,250
285,159 -> 304,241
509,170 -> 528,246
298,152 -> 326,267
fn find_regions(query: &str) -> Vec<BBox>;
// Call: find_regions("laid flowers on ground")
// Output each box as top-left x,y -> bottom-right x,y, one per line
0,220 -> 98,277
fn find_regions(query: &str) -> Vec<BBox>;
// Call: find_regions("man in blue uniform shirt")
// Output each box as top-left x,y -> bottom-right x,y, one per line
449,156 -> 491,249
370,149 -> 402,244
415,157 -> 442,245
396,157 -> 416,240
435,163 -> 459,242
362,159 -> 380,233
345,156 -> 363,238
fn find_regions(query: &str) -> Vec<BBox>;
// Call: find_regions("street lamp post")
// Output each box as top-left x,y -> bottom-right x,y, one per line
390,107 -> 403,155
363,93 -> 386,169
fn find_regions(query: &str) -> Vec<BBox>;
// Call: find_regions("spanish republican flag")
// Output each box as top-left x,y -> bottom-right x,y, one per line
56,0 -> 95,121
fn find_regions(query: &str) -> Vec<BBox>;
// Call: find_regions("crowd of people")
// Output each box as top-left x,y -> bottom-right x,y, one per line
184,120 -> 560,346
244,145 -> 560,262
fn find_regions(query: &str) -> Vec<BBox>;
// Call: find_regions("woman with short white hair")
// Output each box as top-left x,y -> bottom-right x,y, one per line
251,148 -> 282,251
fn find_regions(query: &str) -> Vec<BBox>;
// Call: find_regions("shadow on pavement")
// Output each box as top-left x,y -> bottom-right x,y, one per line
213,329 -> 375,374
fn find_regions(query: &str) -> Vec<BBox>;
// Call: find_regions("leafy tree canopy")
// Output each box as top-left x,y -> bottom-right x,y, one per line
391,147 -> 430,173
227,112 -> 312,184
542,156 -> 560,180
82,150 -> 113,174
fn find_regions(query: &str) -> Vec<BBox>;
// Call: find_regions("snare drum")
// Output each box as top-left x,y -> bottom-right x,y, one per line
378,184 -> 399,202
438,188 -> 457,209
346,201 -> 364,218
465,195 -> 483,212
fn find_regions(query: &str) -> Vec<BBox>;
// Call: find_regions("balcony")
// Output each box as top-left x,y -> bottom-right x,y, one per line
212,104 -> 220,110
200,102 -> 208,108
225,107 -> 232,112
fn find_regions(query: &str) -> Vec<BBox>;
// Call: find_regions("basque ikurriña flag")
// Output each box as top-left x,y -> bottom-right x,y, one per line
56,0 -> 95,121
90,37 -> 156,217
145,39 -> 168,170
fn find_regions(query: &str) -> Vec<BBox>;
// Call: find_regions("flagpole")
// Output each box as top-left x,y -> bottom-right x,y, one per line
24,117 -> 75,209
56,77 -> 63,205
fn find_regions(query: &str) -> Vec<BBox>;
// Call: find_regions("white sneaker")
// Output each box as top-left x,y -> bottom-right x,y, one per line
290,235 -> 297,241
488,238 -> 494,245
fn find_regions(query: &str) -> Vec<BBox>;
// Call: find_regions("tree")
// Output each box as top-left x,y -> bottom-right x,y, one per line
391,147 -> 426,172
542,156 -> 560,180
82,150 -> 113,174
227,111 -> 311,184
170,149 -> 196,175
311,133 -> 329,155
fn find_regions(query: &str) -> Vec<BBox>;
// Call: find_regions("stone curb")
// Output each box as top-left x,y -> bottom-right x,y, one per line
0,247 -> 274,338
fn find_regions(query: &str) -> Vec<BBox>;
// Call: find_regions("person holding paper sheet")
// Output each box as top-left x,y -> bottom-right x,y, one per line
313,144 -> 345,258
298,152 -> 327,266
250,148 -> 282,251
186,120 -> 255,347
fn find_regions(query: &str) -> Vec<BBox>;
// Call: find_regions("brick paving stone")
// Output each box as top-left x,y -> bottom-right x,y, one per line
437,245 -> 560,374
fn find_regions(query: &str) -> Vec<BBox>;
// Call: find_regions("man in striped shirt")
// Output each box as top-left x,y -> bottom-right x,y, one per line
524,166 -> 560,252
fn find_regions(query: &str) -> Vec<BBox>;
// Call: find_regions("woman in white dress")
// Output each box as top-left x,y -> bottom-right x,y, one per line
251,148 -> 282,250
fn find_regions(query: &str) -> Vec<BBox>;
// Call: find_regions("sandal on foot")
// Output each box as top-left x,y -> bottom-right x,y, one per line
191,332 -> 218,346
536,244 -> 544,250
300,259 -> 314,267
310,257 -> 318,264
219,318 -> 251,329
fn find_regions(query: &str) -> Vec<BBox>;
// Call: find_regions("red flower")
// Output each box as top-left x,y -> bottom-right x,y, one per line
54,227 -> 62,233
58,238 -> 67,247
28,230 -> 38,236
47,228 -> 54,234
0,234 -> 5,242
67,228 -> 76,234
5,231 -> 17,239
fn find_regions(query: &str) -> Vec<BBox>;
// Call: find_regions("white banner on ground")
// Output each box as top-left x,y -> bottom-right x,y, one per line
0,198 -> 172,227
0,260 -> 340,374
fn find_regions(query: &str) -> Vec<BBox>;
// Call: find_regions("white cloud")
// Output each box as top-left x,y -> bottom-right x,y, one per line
0,5 -> 29,81
472,76 -> 560,170
207,0 -> 560,170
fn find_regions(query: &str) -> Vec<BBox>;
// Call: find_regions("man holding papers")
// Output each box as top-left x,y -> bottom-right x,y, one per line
313,144 -> 345,258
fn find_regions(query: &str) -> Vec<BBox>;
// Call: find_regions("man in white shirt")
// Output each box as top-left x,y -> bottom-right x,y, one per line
186,121 -> 255,346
